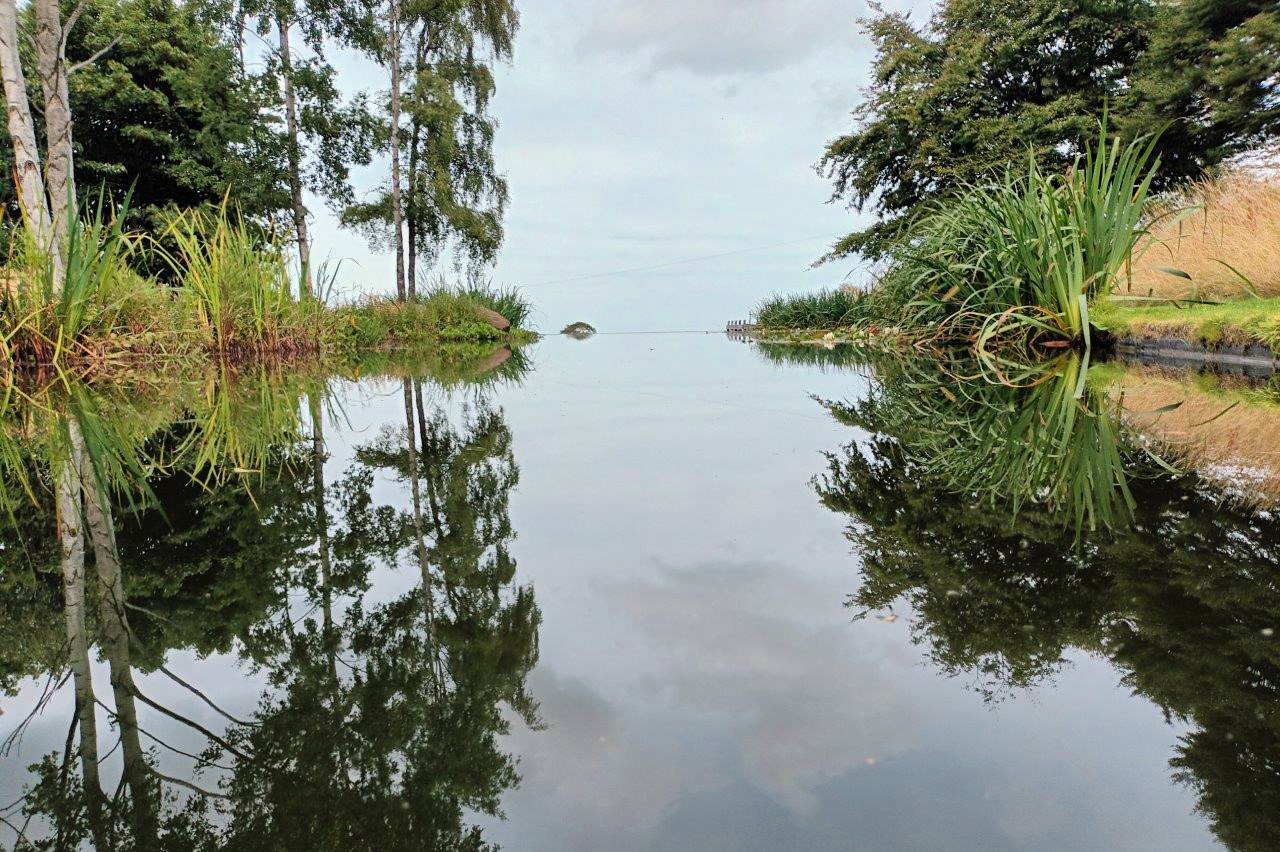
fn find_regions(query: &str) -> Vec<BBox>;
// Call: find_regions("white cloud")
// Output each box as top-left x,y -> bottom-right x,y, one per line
579,0 -> 864,76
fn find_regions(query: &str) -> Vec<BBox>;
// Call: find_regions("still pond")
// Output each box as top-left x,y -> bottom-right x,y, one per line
0,333 -> 1277,851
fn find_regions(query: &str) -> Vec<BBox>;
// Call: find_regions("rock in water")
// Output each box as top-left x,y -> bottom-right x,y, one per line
474,305 -> 512,330
562,322 -> 596,339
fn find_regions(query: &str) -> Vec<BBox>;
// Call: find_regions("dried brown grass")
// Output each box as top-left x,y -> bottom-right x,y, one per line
1121,170 -> 1280,300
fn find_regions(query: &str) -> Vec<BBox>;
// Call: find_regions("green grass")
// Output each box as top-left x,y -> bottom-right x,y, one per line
326,287 -> 536,355
1092,297 -> 1280,352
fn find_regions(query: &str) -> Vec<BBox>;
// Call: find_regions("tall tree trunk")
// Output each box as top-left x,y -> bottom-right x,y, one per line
84,467 -> 158,843
0,0 -> 56,261
278,13 -> 313,299
34,0 -> 74,275
405,22 -> 427,298
56,420 -> 106,844
388,0 -> 406,301
406,119 -> 420,298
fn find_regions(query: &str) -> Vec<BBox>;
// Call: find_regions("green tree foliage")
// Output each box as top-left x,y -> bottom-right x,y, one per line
821,0 -> 1280,262
0,0 -> 286,229
1119,0 -> 1280,182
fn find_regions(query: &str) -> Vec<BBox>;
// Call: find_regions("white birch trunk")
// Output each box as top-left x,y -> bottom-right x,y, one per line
278,14 -> 313,299
0,0 -> 56,261
34,0 -> 74,273
388,0 -> 406,301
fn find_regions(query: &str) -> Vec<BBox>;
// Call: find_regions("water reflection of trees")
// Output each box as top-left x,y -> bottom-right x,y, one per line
0,369 -> 538,850
816,357 -> 1280,852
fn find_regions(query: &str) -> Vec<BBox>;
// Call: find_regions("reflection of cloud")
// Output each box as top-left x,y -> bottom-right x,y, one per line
602,559 -> 918,814
509,668 -> 703,834
498,558 -> 919,850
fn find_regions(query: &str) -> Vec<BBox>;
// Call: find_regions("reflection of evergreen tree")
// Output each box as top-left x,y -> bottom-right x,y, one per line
817,358 -> 1280,851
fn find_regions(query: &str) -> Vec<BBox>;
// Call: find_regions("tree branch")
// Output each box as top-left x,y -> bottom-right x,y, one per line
149,767 -> 231,800
61,0 -> 87,42
68,36 -> 119,75
129,688 -> 251,761
158,665 -> 258,728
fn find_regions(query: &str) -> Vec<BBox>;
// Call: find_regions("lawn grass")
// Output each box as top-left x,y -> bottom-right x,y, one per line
1092,297 -> 1280,352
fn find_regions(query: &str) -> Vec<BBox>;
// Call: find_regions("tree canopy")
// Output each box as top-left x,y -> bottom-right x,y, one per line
820,0 -> 1280,262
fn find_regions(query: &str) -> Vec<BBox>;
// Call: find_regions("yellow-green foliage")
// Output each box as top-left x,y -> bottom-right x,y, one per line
160,203 -> 324,354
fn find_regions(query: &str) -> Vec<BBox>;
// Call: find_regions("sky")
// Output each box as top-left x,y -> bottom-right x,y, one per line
310,0 -> 935,332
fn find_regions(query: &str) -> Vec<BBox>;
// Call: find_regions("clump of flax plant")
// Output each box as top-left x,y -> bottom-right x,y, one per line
877,124 -> 1162,356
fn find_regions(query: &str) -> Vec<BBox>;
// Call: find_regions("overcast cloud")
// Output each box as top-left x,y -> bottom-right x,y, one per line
312,0 -> 935,331
580,0 -> 862,76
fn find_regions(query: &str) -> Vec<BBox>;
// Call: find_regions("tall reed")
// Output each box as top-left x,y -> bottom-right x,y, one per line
0,194 -> 143,367
879,125 -> 1161,352
159,201 -> 316,355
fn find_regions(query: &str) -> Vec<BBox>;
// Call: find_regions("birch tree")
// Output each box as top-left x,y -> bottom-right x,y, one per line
342,0 -> 516,298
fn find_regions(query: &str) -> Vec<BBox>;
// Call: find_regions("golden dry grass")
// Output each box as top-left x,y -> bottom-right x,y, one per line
1121,171 -> 1280,300
1112,367 -> 1280,508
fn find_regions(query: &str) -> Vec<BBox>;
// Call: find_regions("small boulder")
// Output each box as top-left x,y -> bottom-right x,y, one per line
473,305 -> 512,331
561,321 -> 596,339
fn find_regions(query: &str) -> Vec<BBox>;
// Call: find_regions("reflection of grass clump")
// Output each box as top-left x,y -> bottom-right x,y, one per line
561,322 -> 596,338
822,352 -> 1145,534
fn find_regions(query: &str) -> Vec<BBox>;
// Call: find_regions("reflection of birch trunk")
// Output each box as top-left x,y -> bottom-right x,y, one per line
54,420 -> 105,839
412,380 -> 446,532
309,395 -> 337,683
411,380 -> 448,691
83,462 -> 158,842
402,381 -> 435,649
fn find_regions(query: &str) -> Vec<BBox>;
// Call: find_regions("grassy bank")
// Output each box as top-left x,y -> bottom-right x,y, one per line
1092,298 -> 1280,352
757,128 -> 1158,357
0,204 -> 535,373
756,130 -> 1280,357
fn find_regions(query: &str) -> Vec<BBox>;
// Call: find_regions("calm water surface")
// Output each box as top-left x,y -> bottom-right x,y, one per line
1,333 -> 1276,851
